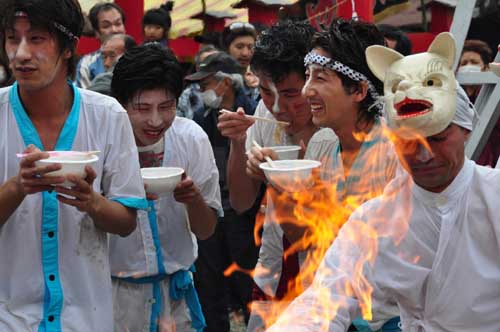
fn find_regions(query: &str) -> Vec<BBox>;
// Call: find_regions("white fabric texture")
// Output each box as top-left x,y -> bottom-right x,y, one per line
452,85 -> 476,131
109,116 -> 222,277
0,87 -> 146,332
76,50 -> 101,89
268,159 -> 500,332
112,277 -> 194,332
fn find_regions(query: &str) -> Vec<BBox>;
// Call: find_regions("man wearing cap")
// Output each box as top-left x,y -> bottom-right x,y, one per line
266,33 -> 500,332
185,52 -> 259,332
0,0 -> 146,331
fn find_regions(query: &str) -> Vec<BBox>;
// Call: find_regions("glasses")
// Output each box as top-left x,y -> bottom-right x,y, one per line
229,22 -> 255,31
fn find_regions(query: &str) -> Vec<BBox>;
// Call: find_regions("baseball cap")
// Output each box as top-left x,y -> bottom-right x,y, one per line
185,52 -> 243,81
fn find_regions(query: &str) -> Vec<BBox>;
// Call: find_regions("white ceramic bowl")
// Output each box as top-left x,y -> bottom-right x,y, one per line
269,145 -> 301,160
35,151 -> 99,186
259,159 -> 321,192
141,167 -> 184,195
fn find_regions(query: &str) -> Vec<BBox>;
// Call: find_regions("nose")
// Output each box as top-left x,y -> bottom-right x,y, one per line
302,76 -> 315,98
148,109 -> 163,127
111,25 -> 121,33
242,47 -> 251,57
15,37 -> 32,62
415,144 -> 433,163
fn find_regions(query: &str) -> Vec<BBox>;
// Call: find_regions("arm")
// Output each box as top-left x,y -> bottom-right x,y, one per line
174,173 -> 216,240
0,177 -> 26,226
218,108 -> 261,213
55,166 -> 137,237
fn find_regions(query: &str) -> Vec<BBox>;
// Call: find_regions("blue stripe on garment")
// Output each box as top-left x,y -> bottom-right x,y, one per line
169,266 -> 207,332
10,82 -> 81,332
111,197 -> 149,210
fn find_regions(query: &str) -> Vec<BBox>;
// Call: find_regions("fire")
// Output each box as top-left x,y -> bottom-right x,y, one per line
222,124 -> 424,329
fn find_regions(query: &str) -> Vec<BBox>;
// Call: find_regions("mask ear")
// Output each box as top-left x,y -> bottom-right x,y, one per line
365,45 -> 404,82
428,32 -> 456,69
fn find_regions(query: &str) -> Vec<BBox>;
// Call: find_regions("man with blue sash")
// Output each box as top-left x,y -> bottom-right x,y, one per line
109,43 -> 222,332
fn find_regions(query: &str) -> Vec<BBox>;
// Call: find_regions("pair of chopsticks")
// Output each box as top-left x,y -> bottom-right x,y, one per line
252,140 -> 277,168
219,109 -> 290,127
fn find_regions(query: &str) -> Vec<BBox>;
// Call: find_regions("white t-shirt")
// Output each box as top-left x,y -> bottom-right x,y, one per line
109,117 -> 222,277
0,84 -> 147,332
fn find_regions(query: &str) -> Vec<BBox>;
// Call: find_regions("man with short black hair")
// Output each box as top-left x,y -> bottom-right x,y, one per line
0,0 -> 146,331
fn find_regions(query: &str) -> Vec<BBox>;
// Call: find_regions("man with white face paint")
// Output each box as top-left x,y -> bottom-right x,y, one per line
266,33 -> 500,332
0,0 -> 147,331
110,43 -> 221,332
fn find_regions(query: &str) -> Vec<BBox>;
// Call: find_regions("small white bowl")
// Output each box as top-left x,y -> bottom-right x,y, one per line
269,145 -> 301,160
35,151 -> 99,186
141,167 -> 184,195
259,159 -> 321,192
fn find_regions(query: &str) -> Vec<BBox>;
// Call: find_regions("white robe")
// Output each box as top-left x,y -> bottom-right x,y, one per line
0,84 -> 147,332
267,159 -> 500,332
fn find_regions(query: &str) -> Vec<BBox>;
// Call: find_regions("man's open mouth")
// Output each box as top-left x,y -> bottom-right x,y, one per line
394,98 -> 432,119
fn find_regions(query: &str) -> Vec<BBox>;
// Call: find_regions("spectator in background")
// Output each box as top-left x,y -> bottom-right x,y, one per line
142,2 -> 173,47
458,39 -> 500,167
458,39 -> 493,103
87,33 -> 137,96
76,2 -> 126,88
184,52 -> 259,332
177,45 -> 219,119
0,48 -> 12,87
221,22 -> 260,101
378,24 -> 412,56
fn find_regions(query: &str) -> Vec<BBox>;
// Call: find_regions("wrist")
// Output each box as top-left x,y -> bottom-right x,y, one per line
9,176 -> 26,199
87,192 -> 104,218
231,134 -> 247,147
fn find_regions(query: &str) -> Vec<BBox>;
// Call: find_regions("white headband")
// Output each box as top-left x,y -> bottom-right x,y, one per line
304,51 -> 383,112
452,84 -> 476,131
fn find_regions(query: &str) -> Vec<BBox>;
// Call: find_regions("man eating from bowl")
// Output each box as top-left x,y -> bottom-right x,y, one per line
266,32 -> 498,332
109,43 -> 221,332
0,0 -> 147,331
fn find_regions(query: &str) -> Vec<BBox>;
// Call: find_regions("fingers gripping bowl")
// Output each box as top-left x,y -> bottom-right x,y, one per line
141,167 -> 184,195
34,151 -> 99,187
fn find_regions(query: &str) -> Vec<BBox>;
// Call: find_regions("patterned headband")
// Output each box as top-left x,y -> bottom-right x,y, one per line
14,10 -> 78,41
304,51 -> 383,112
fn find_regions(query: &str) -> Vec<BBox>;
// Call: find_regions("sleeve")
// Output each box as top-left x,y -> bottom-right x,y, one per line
76,55 -> 92,89
101,103 -> 148,210
266,213 -> 391,332
253,195 -> 285,296
185,125 -> 223,217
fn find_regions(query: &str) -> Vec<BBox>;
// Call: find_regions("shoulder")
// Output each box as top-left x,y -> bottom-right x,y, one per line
0,86 -> 10,105
473,160 -> 500,182
168,116 -> 210,142
79,88 -> 125,113
78,50 -> 101,66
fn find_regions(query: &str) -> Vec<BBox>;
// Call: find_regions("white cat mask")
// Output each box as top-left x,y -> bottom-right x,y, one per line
366,32 -> 457,138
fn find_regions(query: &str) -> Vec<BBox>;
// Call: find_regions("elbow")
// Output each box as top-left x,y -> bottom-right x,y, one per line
229,195 -> 252,214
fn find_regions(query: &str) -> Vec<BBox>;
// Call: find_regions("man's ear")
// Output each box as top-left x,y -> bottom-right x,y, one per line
353,81 -> 369,103
63,48 -> 72,60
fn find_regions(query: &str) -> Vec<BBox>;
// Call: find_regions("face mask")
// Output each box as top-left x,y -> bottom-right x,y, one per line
458,64 -> 482,74
202,82 -> 224,109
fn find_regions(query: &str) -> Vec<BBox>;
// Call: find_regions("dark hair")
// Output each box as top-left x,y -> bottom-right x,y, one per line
462,39 -> 493,67
221,22 -> 257,50
0,0 -> 84,79
378,24 -> 412,56
111,43 -> 184,105
311,18 -> 385,124
194,45 -> 219,67
251,20 -> 315,83
88,2 -> 125,33
142,2 -> 173,38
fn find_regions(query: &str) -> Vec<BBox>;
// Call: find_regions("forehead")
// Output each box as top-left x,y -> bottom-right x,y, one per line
97,8 -> 122,23
103,37 -> 125,50
258,71 -> 305,90
131,88 -> 173,103
230,35 -> 255,46
460,51 -> 483,62
6,17 -> 49,33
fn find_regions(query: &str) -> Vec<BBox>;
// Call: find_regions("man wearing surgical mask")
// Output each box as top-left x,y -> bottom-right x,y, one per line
457,39 -> 493,103
184,51 -> 258,332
